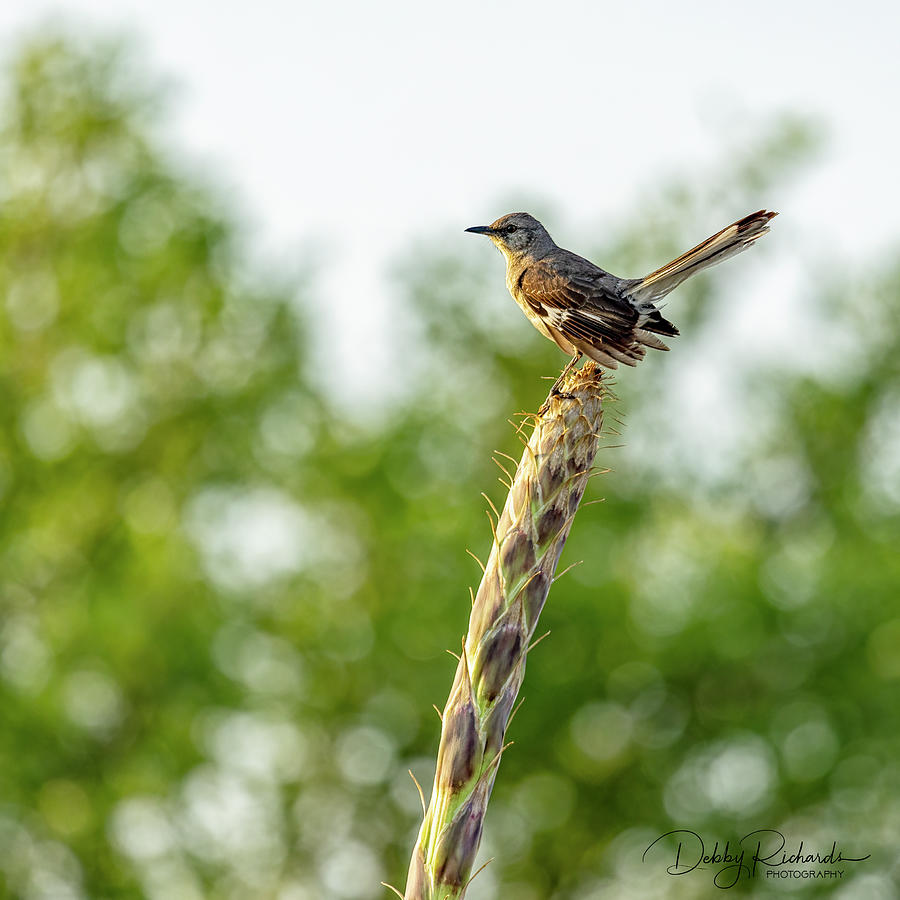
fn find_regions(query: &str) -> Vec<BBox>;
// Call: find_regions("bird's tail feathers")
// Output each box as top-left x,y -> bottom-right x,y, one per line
630,210 -> 777,304
635,328 -> 670,350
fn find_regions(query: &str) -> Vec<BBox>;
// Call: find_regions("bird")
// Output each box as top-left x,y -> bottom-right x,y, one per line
465,209 -> 777,397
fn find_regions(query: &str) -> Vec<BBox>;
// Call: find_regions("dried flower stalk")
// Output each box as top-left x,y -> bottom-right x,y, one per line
400,362 -> 607,899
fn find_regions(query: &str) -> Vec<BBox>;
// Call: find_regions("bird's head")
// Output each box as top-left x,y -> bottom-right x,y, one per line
465,212 -> 554,261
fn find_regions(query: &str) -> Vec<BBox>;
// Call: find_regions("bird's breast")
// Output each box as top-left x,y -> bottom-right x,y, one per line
508,283 -> 555,342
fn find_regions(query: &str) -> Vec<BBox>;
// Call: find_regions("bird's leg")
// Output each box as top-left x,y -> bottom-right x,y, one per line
539,353 -> 581,414
552,353 -> 582,393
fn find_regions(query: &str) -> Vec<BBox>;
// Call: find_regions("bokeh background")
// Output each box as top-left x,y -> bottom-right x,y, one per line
1,3 -> 899,899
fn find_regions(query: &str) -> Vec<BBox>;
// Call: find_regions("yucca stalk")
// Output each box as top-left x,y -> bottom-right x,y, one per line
399,362 -> 607,900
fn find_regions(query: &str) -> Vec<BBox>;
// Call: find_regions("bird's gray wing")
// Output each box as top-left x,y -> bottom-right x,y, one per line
519,255 -> 648,363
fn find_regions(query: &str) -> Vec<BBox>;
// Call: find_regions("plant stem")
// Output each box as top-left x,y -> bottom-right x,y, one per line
402,363 -> 607,899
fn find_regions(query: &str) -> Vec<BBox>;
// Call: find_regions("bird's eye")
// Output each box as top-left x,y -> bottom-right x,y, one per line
505,225 -> 518,234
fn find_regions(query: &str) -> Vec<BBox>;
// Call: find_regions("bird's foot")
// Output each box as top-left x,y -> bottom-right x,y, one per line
538,388 -> 575,416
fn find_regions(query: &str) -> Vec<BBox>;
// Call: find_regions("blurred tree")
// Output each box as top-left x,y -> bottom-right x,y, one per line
0,33 -> 897,900
0,34 -> 326,899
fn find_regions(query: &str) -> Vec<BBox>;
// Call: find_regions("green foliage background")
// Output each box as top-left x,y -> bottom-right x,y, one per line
1,36 -> 898,900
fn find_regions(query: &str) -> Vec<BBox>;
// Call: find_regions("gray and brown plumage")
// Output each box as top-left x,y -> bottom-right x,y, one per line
466,209 -> 777,390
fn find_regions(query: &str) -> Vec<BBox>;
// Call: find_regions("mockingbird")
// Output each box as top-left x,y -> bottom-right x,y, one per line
466,209 -> 776,395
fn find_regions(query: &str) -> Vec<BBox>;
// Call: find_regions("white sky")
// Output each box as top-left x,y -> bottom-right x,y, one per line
2,0 -> 899,414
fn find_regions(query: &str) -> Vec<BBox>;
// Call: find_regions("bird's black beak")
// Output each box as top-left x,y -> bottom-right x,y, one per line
465,225 -> 493,235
